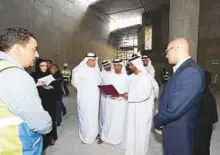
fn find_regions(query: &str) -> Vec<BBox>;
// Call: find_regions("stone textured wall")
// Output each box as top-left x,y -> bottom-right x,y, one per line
141,7 -> 170,82
0,0 -> 116,68
169,0 -> 200,61
197,0 -> 220,88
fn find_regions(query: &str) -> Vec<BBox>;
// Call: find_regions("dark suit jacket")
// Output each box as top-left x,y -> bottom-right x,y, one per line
154,58 -> 205,155
198,70 -> 218,125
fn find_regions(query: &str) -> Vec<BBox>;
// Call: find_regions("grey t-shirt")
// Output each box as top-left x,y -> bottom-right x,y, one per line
0,51 -> 52,134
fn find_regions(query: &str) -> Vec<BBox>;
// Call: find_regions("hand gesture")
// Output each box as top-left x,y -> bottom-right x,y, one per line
155,129 -> 162,135
120,93 -> 128,99
110,96 -> 119,100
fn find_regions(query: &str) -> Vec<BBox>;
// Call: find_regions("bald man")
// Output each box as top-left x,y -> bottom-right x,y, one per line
154,38 -> 205,155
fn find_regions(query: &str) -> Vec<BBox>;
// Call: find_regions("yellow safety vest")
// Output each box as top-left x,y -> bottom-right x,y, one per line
62,69 -> 71,81
0,60 -> 43,155
0,60 -> 23,155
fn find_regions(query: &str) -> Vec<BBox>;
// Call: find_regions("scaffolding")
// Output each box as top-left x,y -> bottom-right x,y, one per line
116,35 -> 138,64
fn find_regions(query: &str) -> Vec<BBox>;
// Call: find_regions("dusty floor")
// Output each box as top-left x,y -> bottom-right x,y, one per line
45,89 -> 220,155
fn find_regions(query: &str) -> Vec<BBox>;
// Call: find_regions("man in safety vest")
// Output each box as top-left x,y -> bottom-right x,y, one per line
61,63 -> 71,96
0,28 -> 52,154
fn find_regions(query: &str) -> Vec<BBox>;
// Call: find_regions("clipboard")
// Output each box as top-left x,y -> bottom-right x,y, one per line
98,85 -> 120,97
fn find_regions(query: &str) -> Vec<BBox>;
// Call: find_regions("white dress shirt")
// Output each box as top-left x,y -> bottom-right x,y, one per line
173,56 -> 191,73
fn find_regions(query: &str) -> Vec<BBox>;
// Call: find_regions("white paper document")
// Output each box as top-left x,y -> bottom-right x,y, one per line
37,75 -> 55,86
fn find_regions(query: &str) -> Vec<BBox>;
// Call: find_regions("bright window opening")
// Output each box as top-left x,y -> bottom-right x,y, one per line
145,26 -> 152,50
110,16 -> 142,32
87,0 -> 100,4
79,0 -> 100,6
117,34 -> 138,63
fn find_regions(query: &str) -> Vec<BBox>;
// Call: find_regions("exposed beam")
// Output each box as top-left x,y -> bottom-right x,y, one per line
106,6 -> 143,15
90,5 -> 116,23
137,0 -> 148,13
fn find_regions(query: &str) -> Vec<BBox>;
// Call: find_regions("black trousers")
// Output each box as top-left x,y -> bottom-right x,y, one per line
43,121 -> 57,150
56,97 -> 63,124
63,81 -> 69,96
195,124 -> 213,155
43,109 -> 58,150
62,101 -> 67,115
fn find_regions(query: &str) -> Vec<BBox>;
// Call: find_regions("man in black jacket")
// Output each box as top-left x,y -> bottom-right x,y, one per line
195,70 -> 218,155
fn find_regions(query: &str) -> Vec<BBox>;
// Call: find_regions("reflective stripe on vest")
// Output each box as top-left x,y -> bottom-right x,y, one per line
0,99 -> 23,155
62,69 -> 71,76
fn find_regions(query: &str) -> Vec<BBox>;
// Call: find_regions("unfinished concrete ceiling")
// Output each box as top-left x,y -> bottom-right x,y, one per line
89,0 -> 169,31
90,0 -> 169,22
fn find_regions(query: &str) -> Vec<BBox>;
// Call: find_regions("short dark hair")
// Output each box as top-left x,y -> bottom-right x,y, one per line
0,28 -> 36,52
52,64 -> 59,69
46,60 -> 52,63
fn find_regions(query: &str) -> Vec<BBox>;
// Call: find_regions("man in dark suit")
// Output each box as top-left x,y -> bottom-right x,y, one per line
195,70 -> 218,155
154,38 -> 205,155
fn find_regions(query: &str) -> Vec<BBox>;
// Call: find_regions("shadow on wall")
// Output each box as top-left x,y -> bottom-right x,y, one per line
49,8 -> 117,69
0,0 -> 116,70
11,0 -> 117,69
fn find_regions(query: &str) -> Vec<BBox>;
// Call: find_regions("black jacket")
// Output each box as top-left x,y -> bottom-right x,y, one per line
31,59 -> 56,116
198,70 -> 218,125
51,70 -> 64,99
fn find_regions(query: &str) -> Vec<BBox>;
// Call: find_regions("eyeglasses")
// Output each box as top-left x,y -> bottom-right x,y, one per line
165,46 -> 175,54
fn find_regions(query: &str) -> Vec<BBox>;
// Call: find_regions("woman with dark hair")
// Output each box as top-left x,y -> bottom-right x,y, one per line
31,59 -> 57,149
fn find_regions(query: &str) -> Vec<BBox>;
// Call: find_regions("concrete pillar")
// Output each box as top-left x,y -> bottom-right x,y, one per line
169,0 -> 200,61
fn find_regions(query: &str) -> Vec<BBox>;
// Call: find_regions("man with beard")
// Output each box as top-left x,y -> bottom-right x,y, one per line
123,55 -> 155,155
142,55 -> 155,77
100,59 -> 128,145
98,59 -> 113,143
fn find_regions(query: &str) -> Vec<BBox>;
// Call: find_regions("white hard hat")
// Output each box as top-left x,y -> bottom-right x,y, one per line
64,63 -> 68,67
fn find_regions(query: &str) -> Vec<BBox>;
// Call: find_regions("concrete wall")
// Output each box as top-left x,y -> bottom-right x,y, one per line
197,0 -> 220,88
141,6 -> 170,82
169,0 -> 200,61
0,0 -> 116,68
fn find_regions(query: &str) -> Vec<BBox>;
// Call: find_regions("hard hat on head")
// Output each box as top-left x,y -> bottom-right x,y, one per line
64,63 -> 68,67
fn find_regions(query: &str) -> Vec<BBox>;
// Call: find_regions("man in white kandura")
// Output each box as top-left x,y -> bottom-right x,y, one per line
142,55 -> 155,77
71,52 -> 101,144
142,55 -> 159,99
99,59 -> 113,143
101,59 -> 113,80
101,59 -> 128,145
124,55 -> 156,155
